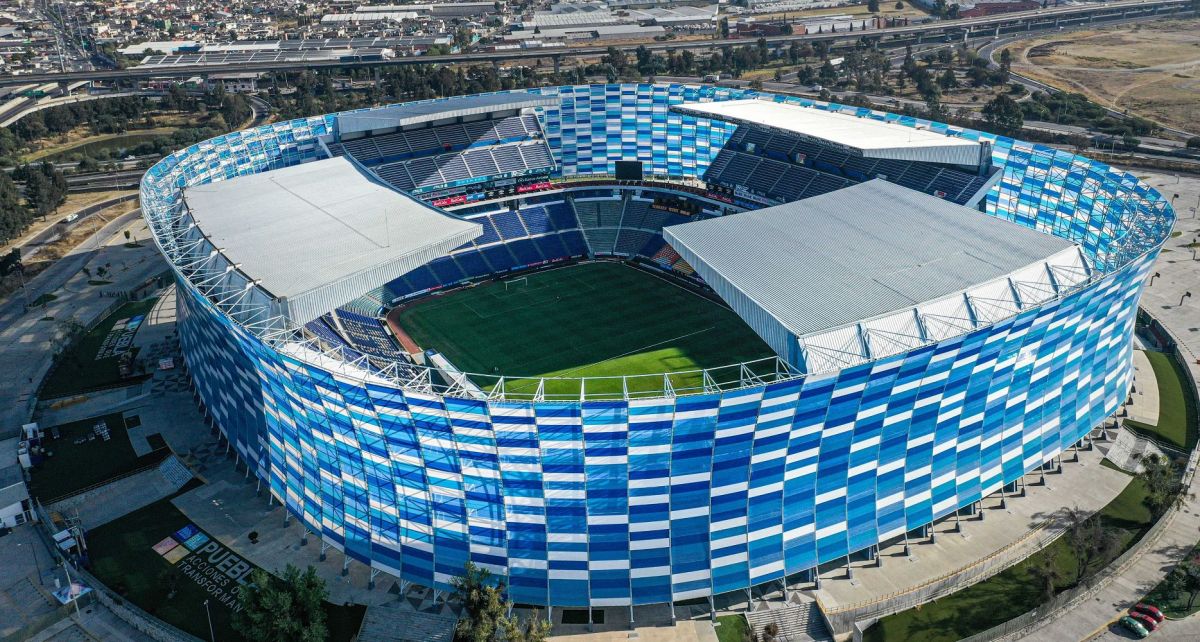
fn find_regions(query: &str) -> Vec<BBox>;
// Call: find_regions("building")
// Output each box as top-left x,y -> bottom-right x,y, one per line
140,84 -> 1172,609
207,72 -> 260,93
0,437 -> 32,529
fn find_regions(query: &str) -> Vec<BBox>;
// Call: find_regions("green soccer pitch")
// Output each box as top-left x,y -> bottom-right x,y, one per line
391,261 -> 776,397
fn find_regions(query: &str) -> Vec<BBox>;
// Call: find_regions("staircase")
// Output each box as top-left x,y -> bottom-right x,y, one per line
356,606 -> 458,642
744,596 -> 832,642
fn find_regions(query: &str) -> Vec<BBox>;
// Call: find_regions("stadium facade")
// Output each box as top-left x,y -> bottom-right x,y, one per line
142,84 -> 1173,608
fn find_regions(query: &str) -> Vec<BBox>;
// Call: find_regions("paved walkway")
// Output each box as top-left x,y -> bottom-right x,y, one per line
1015,171 -> 1200,641
0,211 -> 163,433
1127,349 -> 1161,426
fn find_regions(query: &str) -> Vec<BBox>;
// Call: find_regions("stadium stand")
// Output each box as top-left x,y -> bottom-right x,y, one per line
370,141 -> 556,194
328,115 -> 543,166
332,308 -> 407,360
305,315 -> 355,354
716,126 -> 993,205
370,189 -> 721,304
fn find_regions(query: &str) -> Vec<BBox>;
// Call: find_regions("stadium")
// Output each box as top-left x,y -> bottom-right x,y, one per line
141,83 -> 1173,611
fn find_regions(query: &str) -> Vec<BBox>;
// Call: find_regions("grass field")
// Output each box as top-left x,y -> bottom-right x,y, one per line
1125,350 -> 1197,451
28,413 -> 143,502
864,469 -> 1153,642
41,297 -> 157,398
87,497 -> 365,642
393,262 -> 775,398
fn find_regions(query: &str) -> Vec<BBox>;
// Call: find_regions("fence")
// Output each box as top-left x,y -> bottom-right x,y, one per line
824,512 -> 1067,634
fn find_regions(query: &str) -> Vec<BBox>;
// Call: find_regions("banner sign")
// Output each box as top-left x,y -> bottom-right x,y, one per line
95,314 -> 145,360
152,523 -> 255,613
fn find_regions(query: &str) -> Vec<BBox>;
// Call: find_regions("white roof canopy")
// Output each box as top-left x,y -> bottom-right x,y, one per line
183,156 -> 480,325
337,93 -> 558,137
665,181 -> 1089,374
673,98 -> 988,167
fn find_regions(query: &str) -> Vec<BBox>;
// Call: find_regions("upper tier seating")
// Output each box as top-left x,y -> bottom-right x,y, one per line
718,126 -> 992,205
371,141 -> 556,193
330,115 -> 542,166
704,149 -> 852,203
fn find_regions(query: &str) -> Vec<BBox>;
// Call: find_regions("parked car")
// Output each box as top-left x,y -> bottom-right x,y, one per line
1129,611 -> 1159,632
1119,615 -> 1150,638
1132,603 -> 1165,623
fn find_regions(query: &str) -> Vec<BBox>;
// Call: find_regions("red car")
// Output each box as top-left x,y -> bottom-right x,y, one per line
1132,603 -> 1165,623
1128,611 -> 1159,632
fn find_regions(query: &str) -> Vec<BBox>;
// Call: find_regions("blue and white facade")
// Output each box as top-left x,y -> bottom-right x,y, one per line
143,84 -> 1173,607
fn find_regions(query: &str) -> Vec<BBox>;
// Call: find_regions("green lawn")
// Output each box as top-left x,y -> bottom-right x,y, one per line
864,472 -> 1154,642
715,614 -> 751,642
87,498 -> 364,642
41,297 -> 158,398
394,262 -> 774,398
29,413 -> 147,502
1125,350 -> 1197,451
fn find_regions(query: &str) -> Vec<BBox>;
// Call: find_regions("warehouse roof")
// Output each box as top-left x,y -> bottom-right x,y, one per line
664,180 -> 1076,339
337,93 -> 558,137
182,157 -> 479,325
673,98 -> 988,166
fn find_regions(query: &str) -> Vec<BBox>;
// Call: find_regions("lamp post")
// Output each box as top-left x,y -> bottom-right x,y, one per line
203,599 -> 216,642
1181,291 -> 1192,307
1148,272 -> 1161,286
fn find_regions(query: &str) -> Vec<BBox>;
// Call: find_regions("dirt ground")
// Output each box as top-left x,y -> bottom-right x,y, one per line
0,198 -> 140,302
1001,19 -> 1200,133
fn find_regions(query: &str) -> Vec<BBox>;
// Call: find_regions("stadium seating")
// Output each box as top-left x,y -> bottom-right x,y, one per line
490,210 -> 529,240
452,250 -> 494,280
370,189 -> 717,304
333,308 -> 407,360
518,204 -> 556,234
330,115 -> 544,167
651,244 -> 681,269
583,227 -> 619,255
429,256 -> 467,285
305,315 -> 350,350
713,126 -> 992,205
370,141 -> 556,194
704,149 -> 853,203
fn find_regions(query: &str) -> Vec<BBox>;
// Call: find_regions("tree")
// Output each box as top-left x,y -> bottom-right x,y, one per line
499,609 -> 552,642
234,565 -> 328,642
452,562 -> 506,642
868,0 -> 881,12
1063,507 -> 1120,584
938,69 -> 958,90
1187,136 -> 1200,149
1028,552 -> 1063,601
818,60 -> 838,84
1173,560 -> 1200,609
895,1 -> 904,8
982,94 -> 1024,135
1139,454 -> 1186,518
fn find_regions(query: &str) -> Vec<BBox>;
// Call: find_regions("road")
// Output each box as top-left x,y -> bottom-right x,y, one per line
15,194 -> 139,261
0,0 -> 1190,88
